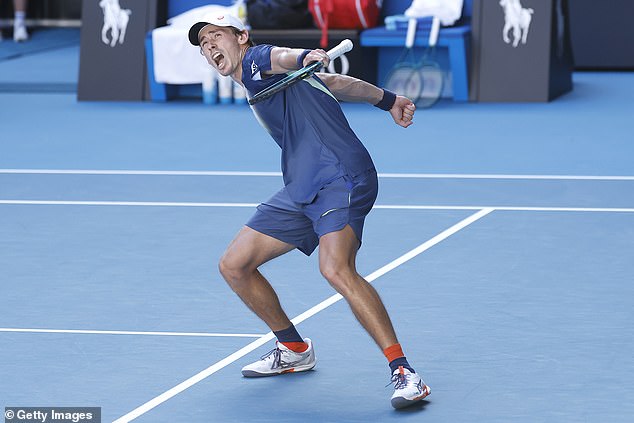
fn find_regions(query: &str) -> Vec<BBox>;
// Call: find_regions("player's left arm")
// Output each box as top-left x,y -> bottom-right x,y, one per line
319,73 -> 416,128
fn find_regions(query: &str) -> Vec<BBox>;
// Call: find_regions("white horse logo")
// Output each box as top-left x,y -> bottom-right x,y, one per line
500,0 -> 534,47
99,0 -> 131,47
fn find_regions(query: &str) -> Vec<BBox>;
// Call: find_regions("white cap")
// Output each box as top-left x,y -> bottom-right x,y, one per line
188,14 -> 246,46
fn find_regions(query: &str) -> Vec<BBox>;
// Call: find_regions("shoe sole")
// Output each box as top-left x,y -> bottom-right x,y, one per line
391,384 -> 431,409
241,362 -> 316,378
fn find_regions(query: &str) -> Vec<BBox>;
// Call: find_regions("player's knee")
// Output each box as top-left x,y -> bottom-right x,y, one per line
218,253 -> 248,284
320,262 -> 355,293
217,255 -> 232,281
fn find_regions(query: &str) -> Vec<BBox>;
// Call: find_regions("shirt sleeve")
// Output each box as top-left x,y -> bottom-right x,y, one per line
242,44 -> 285,96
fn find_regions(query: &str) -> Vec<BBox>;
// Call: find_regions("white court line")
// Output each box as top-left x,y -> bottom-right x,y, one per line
379,173 -> 634,180
0,328 -> 264,338
374,205 -> 634,213
0,169 -> 282,177
112,208 -> 494,423
0,200 -> 260,207
1,168 -> 634,180
1,200 -> 634,213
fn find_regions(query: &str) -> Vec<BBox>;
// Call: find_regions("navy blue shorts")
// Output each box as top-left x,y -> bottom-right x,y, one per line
246,169 -> 378,256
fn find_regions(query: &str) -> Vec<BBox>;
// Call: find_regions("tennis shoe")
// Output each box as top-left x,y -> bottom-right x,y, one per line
13,25 -> 28,42
241,338 -> 315,377
389,366 -> 431,409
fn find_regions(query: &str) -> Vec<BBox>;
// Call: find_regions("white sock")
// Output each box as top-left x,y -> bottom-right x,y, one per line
15,11 -> 26,28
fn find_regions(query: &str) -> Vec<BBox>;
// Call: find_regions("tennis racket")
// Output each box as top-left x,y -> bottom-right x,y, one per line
416,16 -> 444,108
384,18 -> 423,103
248,39 -> 354,106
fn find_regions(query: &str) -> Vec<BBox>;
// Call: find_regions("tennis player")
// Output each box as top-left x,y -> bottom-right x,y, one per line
189,14 -> 429,409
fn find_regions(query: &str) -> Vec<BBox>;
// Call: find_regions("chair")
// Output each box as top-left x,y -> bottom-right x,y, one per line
360,0 -> 472,101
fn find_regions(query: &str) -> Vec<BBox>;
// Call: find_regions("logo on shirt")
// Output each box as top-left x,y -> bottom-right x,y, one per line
250,60 -> 262,81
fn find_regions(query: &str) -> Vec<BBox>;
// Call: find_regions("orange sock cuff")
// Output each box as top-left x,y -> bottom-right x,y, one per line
282,341 -> 309,353
383,343 -> 405,363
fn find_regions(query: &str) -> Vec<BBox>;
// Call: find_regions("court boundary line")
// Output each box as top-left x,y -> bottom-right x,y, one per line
1,169 -> 634,180
0,328 -> 265,338
1,200 -> 633,213
111,208 -> 494,423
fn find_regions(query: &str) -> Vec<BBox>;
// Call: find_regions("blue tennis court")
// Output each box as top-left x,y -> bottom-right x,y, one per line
1,30 -> 633,423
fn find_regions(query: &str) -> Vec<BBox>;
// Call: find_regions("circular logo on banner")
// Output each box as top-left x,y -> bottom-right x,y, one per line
319,54 -> 351,75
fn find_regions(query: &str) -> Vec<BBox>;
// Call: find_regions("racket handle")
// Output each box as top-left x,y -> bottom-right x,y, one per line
327,39 -> 353,60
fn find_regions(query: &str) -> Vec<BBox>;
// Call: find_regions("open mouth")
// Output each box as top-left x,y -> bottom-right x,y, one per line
212,52 -> 224,68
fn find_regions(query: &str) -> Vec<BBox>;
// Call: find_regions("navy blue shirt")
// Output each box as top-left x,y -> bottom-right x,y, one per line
241,44 -> 375,204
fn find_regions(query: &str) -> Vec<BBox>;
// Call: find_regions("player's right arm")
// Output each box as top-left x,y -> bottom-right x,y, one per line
266,48 -> 330,74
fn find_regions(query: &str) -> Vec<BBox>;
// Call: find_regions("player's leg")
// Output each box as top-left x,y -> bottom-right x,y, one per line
224,189 -> 320,377
312,171 -> 430,408
13,0 -> 29,42
307,172 -> 398,350
220,225 -> 317,377
319,226 -> 430,408
219,225 -> 295,332
318,224 -> 398,349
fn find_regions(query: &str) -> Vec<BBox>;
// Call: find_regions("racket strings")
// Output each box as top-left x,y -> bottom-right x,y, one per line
384,23 -> 447,108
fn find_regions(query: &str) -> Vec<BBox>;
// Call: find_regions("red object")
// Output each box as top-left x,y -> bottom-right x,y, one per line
309,0 -> 381,47
383,343 -> 405,362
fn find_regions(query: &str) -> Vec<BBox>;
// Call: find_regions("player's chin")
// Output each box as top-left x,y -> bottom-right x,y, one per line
213,64 -> 231,76
216,68 -> 231,77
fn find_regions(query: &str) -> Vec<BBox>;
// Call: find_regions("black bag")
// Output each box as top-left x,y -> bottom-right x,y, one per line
247,0 -> 314,29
